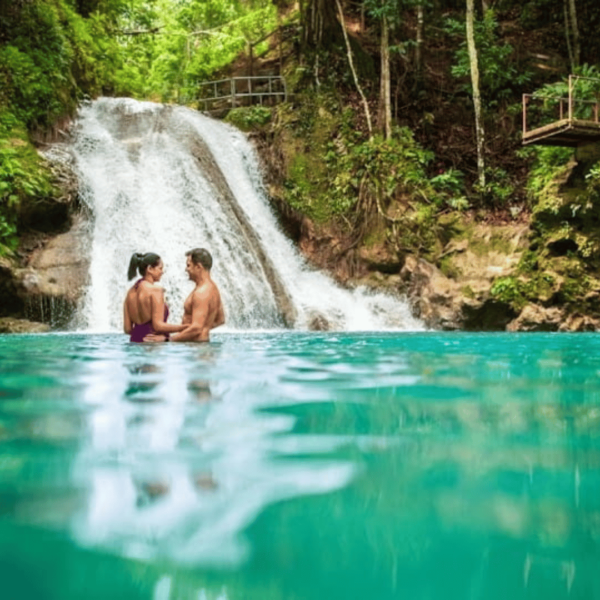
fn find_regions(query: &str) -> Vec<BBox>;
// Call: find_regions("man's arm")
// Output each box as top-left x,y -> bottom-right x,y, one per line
150,288 -> 186,334
170,288 -> 210,342
212,301 -> 225,329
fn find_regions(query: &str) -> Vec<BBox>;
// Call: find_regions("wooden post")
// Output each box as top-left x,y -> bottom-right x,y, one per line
568,75 -> 573,121
523,94 -> 527,135
232,79 -> 236,108
559,97 -> 563,120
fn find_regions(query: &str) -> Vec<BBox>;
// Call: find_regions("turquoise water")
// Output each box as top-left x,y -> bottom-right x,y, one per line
1,332 -> 599,600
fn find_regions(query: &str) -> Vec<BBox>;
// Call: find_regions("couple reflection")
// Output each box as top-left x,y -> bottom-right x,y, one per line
123,248 -> 225,344
125,344 -> 221,404
124,347 -> 222,510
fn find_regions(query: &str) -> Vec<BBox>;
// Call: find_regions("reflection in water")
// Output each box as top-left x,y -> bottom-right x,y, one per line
0,332 -> 600,599
71,337 -> 354,567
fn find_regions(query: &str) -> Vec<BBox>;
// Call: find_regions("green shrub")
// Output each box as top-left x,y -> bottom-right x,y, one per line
0,112 -> 55,253
225,106 -> 272,131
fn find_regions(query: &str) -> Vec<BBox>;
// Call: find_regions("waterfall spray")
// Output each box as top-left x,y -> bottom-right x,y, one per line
72,98 -> 422,332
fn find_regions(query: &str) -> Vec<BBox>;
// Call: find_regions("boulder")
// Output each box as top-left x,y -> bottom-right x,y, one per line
15,214 -> 91,326
559,313 -> 600,332
506,305 -> 564,332
399,255 -> 517,331
0,317 -> 50,334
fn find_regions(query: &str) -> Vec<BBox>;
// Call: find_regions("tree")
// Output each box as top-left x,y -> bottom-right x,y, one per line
335,0 -> 373,136
564,0 -> 580,72
302,0 -> 343,51
415,3 -> 424,90
364,0 -> 400,139
465,0 -> 485,189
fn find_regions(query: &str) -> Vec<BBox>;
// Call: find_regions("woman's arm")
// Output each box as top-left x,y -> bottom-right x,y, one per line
123,299 -> 132,334
150,288 -> 186,334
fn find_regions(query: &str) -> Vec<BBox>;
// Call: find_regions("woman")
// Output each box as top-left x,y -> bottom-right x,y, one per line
123,252 -> 186,342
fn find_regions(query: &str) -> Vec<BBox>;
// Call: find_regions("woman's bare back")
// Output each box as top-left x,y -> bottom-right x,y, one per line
125,280 -> 156,324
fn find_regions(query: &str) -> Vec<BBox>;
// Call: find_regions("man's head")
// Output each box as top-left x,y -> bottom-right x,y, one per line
185,248 -> 212,281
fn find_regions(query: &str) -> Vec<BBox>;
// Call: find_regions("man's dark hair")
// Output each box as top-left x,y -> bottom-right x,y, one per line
186,248 -> 213,270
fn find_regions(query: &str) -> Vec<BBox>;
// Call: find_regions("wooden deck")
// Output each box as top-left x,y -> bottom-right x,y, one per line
522,76 -> 600,147
522,118 -> 600,147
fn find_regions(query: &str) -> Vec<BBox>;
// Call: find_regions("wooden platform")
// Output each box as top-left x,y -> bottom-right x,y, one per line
522,119 -> 600,147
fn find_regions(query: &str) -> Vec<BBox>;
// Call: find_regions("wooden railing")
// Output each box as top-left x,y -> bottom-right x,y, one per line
522,75 -> 600,145
199,76 -> 287,112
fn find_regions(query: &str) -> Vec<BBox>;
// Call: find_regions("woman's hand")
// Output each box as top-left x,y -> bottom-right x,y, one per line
143,334 -> 168,343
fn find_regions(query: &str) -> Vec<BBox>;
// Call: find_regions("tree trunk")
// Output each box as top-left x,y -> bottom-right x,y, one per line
379,15 -> 392,139
415,4 -> 424,91
466,0 -> 486,190
335,0 -> 373,137
564,0 -> 575,72
568,0 -> 580,69
303,0 -> 342,49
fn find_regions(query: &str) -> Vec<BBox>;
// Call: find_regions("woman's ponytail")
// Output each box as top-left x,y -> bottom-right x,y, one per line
127,253 -> 144,280
128,252 -> 161,280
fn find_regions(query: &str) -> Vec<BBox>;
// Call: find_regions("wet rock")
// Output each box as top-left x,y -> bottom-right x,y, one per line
19,143 -> 80,233
399,255 -> 460,329
399,255 -> 517,331
0,317 -> 50,334
358,242 -> 402,274
0,256 -> 25,316
461,297 -> 517,331
559,313 -> 600,332
14,214 -> 91,326
506,305 -> 564,332
307,312 -> 330,331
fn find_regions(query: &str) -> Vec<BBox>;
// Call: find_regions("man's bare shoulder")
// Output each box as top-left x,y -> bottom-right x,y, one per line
195,281 -> 219,296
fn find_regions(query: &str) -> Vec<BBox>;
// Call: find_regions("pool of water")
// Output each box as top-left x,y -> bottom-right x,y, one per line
1,331 -> 599,600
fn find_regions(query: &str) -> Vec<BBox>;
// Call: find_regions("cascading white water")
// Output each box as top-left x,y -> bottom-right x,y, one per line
72,97 -> 423,332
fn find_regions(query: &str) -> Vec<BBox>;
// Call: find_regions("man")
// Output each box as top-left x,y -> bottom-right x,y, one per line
146,248 -> 224,343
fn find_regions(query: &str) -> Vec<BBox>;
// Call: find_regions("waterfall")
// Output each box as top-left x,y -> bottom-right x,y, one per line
72,97 -> 422,332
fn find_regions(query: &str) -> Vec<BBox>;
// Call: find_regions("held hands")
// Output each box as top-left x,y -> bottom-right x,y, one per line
143,334 -> 169,343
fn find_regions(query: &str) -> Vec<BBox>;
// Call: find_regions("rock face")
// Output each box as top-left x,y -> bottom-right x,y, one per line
398,255 -> 517,331
0,317 -> 50,334
17,214 -> 91,327
0,143 -> 91,331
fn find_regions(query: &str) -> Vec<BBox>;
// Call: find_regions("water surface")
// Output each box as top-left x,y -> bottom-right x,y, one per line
1,332 -> 599,599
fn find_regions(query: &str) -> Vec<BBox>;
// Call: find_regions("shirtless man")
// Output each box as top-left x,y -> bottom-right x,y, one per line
149,248 -> 224,343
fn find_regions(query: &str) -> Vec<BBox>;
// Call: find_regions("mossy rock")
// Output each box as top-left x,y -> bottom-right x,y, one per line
0,318 -> 49,334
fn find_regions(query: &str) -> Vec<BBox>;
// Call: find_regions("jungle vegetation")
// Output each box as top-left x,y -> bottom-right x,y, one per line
1,0 -> 600,312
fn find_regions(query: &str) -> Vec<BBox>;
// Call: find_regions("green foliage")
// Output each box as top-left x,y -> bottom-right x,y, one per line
281,95 -> 467,254
115,0 -> 278,102
0,1 -> 125,128
225,105 -> 272,131
0,112 -> 55,253
324,126 -> 438,216
525,146 -> 573,201
528,65 -> 600,127
490,272 -> 557,310
430,168 -> 469,210
474,166 -> 515,206
446,10 -> 533,106
0,0 -> 128,253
